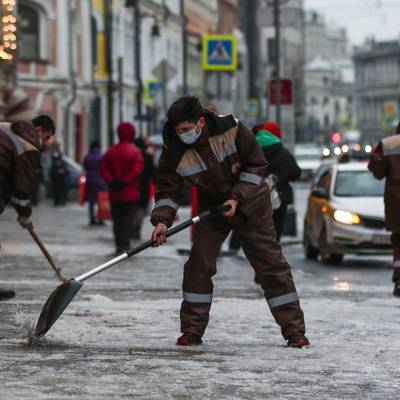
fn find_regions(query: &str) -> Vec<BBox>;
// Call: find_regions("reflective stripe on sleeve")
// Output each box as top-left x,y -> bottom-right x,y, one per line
239,172 -> 262,185
267,292 -> 299,309
154,199 -> 179,210
183,292 -> 213,303
11,196 -> 31,207
394,260 -> 400,267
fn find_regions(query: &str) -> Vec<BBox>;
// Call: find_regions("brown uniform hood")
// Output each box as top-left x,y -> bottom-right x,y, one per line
10,120 -> 42,150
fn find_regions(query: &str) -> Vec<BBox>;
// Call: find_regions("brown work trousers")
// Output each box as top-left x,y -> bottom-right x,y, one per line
180,199 -> 306,340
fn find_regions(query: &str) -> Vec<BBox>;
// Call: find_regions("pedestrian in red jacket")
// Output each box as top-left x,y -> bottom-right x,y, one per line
101,122 -> 144,254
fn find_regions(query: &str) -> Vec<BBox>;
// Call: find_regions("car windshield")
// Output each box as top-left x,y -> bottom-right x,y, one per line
334,171 -> 384,197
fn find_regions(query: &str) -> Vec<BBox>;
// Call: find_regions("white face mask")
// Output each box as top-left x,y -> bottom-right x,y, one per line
178,121 -> 201,145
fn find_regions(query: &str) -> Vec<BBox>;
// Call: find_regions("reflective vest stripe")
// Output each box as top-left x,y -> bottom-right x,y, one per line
177,162 -> 207,177
214,143 -> 237,163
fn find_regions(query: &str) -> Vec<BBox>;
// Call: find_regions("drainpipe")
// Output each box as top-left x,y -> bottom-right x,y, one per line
64,0 -> 77,156
134,0 -> 143,136
104,0 -> 114,146
180,0 -> 188,95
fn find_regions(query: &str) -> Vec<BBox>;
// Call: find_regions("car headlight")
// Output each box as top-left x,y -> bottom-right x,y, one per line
333,210 -> 361,225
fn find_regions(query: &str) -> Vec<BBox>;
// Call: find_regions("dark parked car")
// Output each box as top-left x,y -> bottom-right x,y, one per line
41,152 -> 82,201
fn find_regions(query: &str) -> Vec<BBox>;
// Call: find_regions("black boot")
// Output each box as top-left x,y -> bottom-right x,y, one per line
176,334 -> 203,346
393,282 -> 400,297
287,335 -> 310,348
0,289 -> 15,301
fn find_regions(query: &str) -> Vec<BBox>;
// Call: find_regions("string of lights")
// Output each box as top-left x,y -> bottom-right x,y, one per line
0,0 -> 17,61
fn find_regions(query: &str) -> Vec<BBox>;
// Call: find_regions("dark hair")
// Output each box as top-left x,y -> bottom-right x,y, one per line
32,115 -> 56,135
90,140 -> 101,151
167,96 -> 204,127
397,122 -> 400,134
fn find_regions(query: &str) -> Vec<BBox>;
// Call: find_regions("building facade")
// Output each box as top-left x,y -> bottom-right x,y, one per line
258,0 -> 305,140
304,10 -> 354,143
305,11 -> 349,63
1,0 -> 247,161
354,40 -> 400,142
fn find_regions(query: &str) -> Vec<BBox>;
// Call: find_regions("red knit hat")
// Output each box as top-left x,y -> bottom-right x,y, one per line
263,122 -> 282,139
117,122 -> 136,142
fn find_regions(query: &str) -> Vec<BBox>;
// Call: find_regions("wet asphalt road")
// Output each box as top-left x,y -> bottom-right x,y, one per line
0,186 -> 399,400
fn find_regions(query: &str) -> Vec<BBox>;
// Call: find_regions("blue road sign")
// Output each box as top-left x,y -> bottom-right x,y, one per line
202,34 -> 238,71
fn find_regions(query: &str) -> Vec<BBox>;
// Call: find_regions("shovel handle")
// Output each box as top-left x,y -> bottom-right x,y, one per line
75,205 -> 230,283
127,204 -> 231,257
26,225 -> 69,283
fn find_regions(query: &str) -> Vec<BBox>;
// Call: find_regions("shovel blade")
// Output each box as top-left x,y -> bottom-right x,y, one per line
35,279 -> 82,338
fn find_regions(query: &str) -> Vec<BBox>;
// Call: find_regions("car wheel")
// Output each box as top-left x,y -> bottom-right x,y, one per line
319,228 -> 343,265
303,224 -> 319,260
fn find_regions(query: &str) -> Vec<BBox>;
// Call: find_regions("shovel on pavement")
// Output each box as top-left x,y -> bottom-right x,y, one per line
34,205 -> 230,338
26,225 -> 69,283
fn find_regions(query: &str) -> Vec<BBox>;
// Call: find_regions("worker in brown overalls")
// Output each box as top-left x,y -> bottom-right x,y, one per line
151,96 -> 309,348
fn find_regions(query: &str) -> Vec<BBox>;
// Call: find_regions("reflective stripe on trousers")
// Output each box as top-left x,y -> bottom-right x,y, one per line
267,292 -> 299,309
183,292 -> 213,303
11,196 -> 31,207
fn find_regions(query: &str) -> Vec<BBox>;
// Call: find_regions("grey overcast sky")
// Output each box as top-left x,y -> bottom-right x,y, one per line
304,0 -> 400,46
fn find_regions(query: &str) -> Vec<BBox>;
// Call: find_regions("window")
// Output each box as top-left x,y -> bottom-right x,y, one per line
19,4 -> 40,61
267,38 -> 277,65
324,115 -> 330,128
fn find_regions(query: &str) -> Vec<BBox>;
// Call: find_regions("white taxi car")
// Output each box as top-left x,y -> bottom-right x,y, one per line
303,161 -> 392,264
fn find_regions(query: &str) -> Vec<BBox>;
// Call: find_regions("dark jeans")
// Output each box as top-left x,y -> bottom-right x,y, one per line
392,232 -> 400,282
272,202 -> 288,242
52,177 -> 67,206
111,201 -> 137,252
131,206 -> 146,239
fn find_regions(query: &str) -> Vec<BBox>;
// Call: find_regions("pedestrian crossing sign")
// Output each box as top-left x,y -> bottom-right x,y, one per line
202,34 -> 238,71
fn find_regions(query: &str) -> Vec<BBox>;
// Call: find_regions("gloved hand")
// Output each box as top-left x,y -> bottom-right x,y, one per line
109,180 -> 127,191
151,223 -> 168,247
17,215 -> 33,229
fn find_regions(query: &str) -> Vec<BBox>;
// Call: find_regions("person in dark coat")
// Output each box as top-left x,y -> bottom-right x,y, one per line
131,137 -> 156,239
229,123 -> 301,252
258,123 -> 301,240
101,122 -> 144,253
49,142 -> 69,206
368,122 -> 400,296
83,141 -> 108,225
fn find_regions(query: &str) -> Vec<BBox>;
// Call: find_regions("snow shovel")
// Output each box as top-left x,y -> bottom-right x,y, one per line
26,225 -> 69,283
34,204 -> 230,338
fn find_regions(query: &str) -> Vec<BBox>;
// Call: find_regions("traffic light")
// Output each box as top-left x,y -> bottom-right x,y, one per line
331,132 -> 342,144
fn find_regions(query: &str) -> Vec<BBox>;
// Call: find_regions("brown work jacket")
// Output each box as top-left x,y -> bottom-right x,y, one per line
0,121 -> 42,218
151,113 -> 268,228
368,134 -> 400,232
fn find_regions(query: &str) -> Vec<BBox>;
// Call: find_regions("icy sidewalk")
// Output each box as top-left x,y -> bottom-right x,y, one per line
0,202 -> 400,399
